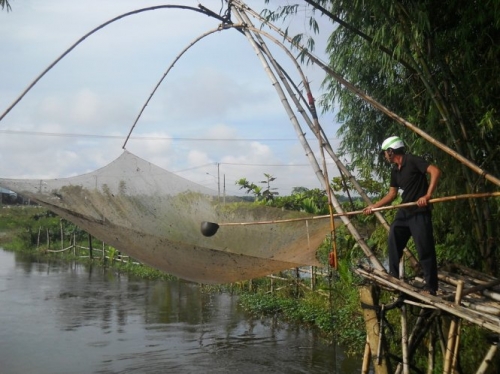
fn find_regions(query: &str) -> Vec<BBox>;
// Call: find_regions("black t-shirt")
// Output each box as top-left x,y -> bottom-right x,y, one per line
390,154 -> 430,211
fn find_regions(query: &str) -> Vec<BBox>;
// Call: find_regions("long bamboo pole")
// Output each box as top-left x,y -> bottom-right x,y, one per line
234,8 -> 340,268
210,192 -> 500,228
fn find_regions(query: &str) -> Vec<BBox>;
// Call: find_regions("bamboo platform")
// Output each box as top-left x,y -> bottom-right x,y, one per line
355,262 -> 500,373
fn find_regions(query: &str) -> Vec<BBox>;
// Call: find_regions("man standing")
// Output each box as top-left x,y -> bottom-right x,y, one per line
363,136 -> 441,295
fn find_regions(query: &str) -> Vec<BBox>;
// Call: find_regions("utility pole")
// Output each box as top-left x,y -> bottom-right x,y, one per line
223,173 -> 226,204
207,164 -> 221,201
217,163 -> 220,202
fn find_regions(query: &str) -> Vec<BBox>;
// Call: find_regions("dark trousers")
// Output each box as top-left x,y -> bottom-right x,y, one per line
388,209 -> 438,291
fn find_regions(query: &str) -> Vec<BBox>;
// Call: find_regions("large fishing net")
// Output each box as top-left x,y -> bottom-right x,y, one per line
0,151 -> 330,283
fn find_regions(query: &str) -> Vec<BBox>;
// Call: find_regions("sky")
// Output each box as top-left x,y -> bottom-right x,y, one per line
0,0 -> 341,197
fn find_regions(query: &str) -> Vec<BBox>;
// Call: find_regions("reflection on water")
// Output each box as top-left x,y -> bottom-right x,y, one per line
0,249 -> 360,373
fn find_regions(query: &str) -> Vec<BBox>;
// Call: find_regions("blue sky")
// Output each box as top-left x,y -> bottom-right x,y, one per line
0,0 -> 340,196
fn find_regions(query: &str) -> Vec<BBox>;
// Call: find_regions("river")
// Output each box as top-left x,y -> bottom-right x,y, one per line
0,248 -> 361,373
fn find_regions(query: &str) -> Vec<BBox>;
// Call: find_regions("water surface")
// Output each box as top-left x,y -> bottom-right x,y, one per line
0,249 -> 360,373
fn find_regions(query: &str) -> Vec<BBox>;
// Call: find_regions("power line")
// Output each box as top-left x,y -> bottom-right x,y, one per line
0,129 -> 338,142
175,162 -> 337,172
219,162 -> 336,166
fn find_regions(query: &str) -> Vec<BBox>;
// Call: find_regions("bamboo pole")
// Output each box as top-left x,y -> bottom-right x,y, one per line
437,318 -> 447,357
377,305 -> 385,366
362,336 -> 371,374
427,326 -> 435,374
123,26 -> 224,148
398,259 -> 410,374
400,304 -> 410,374
444,280 -> 464,374
460,278 -> 500,297
210,192 -> 500,228
452,318 -> 462,373
396,309 -> 437,374
476,343 -> 498,374
482,290 -> 500,302
460,301 -> 500,316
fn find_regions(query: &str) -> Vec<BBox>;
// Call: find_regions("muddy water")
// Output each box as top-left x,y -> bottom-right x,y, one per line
0,249 -> 361,373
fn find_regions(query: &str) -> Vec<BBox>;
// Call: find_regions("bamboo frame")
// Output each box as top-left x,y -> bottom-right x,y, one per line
355,265 -> 500,334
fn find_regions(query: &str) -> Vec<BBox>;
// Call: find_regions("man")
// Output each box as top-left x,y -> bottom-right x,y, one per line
363,136 -> 441,295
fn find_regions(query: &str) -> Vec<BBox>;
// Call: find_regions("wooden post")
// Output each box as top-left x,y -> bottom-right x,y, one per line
88,233 -> 94,261
295,267 -> 300,296
311,265 -> 316,290
60,219 -> 63,250
401,304 -> 409,374
37,226 -> 41,249
359,285 -> 390,374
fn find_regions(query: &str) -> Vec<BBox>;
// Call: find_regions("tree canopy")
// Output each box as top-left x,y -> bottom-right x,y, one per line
264,0 -> 500,273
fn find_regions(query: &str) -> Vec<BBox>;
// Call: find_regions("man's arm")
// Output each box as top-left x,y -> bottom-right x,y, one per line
417,164 -> 441,207
363,187 -> 399,214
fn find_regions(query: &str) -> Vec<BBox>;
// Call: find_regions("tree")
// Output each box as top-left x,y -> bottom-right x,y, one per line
263,1 -> 500,273
236,174 -> 279,202
1,0 -> 11,11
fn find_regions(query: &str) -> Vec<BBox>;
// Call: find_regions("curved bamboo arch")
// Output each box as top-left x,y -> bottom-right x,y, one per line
122,26 -> 228,149
0,5 -> 227,122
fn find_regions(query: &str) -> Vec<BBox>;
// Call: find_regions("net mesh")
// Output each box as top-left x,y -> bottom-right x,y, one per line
0,151 -> 330,283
